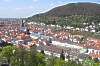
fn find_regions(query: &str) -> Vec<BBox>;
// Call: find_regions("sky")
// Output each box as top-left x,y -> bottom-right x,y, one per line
0,0 -> 100,18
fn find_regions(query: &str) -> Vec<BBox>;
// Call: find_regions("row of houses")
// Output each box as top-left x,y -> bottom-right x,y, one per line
0,21 -> 100,60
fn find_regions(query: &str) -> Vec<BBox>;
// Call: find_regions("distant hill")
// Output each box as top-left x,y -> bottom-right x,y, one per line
27,3 -> 100,18
42,3 -> 100,16
26,3 -> 100,27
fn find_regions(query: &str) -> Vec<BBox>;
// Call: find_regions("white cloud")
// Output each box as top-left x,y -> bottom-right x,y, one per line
33,0 -> 38,2
15,6 -> 34,11
28,6 -> 34,9
50,3 -> 54,6
2,0 -> 12,2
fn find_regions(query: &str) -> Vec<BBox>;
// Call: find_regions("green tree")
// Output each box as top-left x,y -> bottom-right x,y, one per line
54,58 -> 65,66
36,52 -> 46,66
0,46 -> 17,65
83,58 -> 95,66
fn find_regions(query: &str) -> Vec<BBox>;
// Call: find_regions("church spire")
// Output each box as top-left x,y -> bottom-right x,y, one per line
21,19 -> 25,27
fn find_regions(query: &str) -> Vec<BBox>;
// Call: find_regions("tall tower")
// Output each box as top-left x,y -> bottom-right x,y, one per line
20,19 -> 30,35
21,19 -> 25,27
20,19 -> 26,32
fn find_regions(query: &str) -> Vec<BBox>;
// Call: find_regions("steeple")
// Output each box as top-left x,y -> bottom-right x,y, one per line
21,19 -> 25,27
20,19 -> 30,35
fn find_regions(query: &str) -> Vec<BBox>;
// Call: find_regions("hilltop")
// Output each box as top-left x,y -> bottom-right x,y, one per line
41,2 -> 100,16
26,3 -> 100,29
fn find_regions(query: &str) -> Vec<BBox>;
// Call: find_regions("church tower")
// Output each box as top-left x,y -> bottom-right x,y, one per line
21,19 -> 25,27
20,19 -> 30,35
